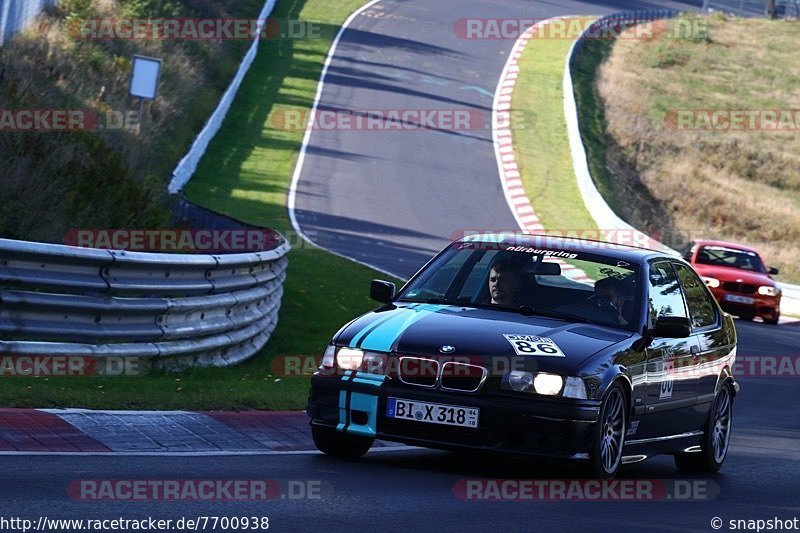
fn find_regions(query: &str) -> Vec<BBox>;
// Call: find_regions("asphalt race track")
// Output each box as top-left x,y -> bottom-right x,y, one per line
3,1 -> 799,531
291,0 -> 703,279
1,320 -> 798,532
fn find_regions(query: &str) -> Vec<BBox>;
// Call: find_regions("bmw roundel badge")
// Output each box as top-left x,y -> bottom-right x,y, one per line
440,345 -> 455,354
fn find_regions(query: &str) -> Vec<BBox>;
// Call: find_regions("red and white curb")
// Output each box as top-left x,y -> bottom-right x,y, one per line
0,409 -> 405,455
492,18 -> 592,285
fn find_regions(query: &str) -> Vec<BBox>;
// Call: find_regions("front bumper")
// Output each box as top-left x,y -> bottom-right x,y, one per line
712,291 -> 780,319
307,372 -> 601,458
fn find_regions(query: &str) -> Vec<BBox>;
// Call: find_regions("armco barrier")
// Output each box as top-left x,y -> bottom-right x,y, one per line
564,10 -> 800,317
0,0 -> 57,46
0,236 -> 290,369
168,0 -> 277,194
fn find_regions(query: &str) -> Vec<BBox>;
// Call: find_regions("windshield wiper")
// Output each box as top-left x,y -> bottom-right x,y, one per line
396,297 -> 461,305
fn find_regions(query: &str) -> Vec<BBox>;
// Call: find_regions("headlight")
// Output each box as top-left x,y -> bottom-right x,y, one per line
507,371 -> 535,392
758,286 -> 778,297
702,277 -> 720,288
534,373 -> 564,396
320,345 -> 335,369
361,352 -> 386,374
336,347 -> 364,370
562,376 -> 588,399
504,372 -> 580,397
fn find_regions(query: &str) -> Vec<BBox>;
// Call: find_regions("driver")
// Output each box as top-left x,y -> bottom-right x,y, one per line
488,259 -> 523,306
593,276 -> 634,326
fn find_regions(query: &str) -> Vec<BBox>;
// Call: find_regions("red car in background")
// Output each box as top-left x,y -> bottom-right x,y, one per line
682,239 -> 782,324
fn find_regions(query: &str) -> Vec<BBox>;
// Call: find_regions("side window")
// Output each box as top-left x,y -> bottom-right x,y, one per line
648,262 -> 688,325
673,262 -> 719,329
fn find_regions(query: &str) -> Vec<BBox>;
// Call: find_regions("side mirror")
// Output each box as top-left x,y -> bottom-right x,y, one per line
651,316 -> 692,338
769,266 -> 780,275
370,280 -> 396,304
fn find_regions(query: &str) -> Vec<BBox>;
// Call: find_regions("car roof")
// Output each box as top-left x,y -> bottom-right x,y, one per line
456,233 -> 676,263
692,239 -> 760,254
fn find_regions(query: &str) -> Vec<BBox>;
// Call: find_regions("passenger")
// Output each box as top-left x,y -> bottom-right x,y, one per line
488,259 -> 523,306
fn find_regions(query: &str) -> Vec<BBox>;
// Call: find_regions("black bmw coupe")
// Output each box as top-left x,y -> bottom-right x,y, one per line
307,234 -> 738,478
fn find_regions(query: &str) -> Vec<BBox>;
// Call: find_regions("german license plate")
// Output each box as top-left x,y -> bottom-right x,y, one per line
725,294 -> 755,304
386,398 -> 478,428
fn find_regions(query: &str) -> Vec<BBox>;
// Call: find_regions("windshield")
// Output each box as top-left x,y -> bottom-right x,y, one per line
695,245 -> 766,273
397,243 -> 641,331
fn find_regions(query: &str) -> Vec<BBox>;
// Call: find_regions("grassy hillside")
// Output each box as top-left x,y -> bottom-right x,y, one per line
0,0 -> 261,242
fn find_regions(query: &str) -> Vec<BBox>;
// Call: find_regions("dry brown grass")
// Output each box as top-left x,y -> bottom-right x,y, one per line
595,13 -> 800,282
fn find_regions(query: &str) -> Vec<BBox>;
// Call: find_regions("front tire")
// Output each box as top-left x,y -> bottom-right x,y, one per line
674,383 -> 733,473
312,425 -> 373,459
588,383 -> 627,479
764,310 -> 780,325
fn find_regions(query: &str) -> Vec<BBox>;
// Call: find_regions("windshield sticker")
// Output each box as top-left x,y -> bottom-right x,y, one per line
503,334 -> 566,357
504,246 -> 578,259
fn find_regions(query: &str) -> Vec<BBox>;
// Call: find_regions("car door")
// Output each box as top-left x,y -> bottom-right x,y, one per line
636,261 -> 701,439
672,261 -> 731,410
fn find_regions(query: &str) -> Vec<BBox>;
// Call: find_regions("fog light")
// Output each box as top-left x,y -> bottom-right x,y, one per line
533,373 -> 563,396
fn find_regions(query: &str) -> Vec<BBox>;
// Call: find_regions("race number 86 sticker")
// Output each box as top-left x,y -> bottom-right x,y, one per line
503,334 -> 566,357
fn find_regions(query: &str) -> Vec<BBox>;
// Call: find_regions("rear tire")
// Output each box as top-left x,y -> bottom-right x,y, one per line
674,383 -> 733,473
587,383 -> 627,479
312,425 -> 373,459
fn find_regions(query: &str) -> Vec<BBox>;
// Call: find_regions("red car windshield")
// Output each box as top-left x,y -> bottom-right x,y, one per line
695,246 -> 766,274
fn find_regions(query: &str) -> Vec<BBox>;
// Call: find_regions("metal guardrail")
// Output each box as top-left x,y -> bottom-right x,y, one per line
0,0 -> 57,46
0,236 -> 290,369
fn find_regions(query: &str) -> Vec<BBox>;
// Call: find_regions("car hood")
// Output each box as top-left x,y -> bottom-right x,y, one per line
335,303 -> 632,374
692,264 -> 774,286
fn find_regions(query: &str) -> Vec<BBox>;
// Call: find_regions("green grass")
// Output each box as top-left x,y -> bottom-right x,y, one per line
0,0 -> 402,410
510,18 -> 608,281
512,19 -> 599,236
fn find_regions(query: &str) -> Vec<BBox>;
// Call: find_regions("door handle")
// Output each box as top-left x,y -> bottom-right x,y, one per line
690,345 -> 700,357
